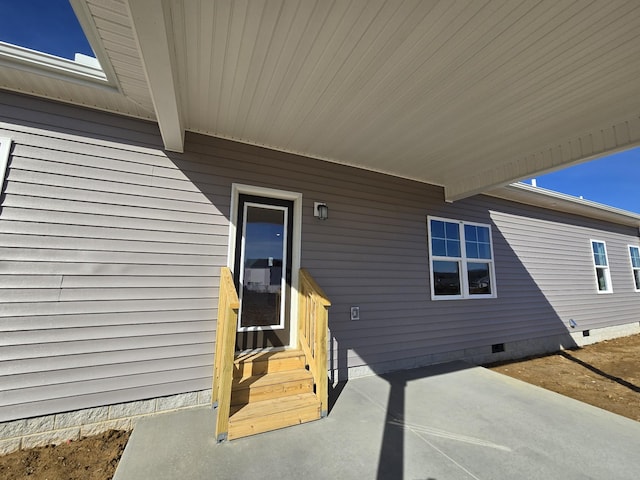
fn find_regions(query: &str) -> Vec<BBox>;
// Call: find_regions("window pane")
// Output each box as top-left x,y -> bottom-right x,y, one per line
466,241 -> 479,259
592,242 -> 607,266
596,267 -> 609,291
468,262 -> 491,295
630,247 -> 640,268
431,220 -> 460,257
445,222 -> 460,240
464,224 -> 491,260
432,238 -> 446,256
431,220 -> 445,238
477,226 -> 490,243
447,239 -> 461,257
433,260 -> 461,296
634,270 -> 640,290
464,224 -> 477,241
477,242 -> 492,259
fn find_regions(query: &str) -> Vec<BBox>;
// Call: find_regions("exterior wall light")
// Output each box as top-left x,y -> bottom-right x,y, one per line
314,202 -> 328,220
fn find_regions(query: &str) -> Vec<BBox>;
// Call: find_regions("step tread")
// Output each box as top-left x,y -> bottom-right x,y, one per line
229,392 -> 320,422
232,368 -> 313,390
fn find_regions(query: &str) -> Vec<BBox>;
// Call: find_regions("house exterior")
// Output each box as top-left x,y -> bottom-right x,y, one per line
1,0 -> 639,451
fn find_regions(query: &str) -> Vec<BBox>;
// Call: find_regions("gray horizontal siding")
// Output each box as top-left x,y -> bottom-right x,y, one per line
0,207 -> 224,234
1,91 -> 639,422
0,219 -> 225,243
0,93 -> 224,422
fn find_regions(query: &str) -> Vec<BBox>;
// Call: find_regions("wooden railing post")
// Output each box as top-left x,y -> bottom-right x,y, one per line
298,269 -> 331,417
212,267 -> 239,442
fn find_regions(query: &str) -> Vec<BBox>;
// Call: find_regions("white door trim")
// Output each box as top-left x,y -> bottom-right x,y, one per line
228,184 -> 302,348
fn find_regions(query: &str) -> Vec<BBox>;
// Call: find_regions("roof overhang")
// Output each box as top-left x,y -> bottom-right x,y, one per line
1,1 -> 640,201
488,182 -> 640,230
0,41 -> 111,87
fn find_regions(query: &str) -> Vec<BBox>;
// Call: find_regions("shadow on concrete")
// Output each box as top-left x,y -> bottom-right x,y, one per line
326,208 -> 579,479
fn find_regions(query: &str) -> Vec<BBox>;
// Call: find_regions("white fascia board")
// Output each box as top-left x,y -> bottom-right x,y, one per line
127,0 -> 184,153
0,41 -> 114,89
487,182 -> 640,229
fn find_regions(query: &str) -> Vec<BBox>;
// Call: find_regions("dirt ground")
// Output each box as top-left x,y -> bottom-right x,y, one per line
0,334 -> 638,480
488,333 -> 640,422
0,429 -> 129,480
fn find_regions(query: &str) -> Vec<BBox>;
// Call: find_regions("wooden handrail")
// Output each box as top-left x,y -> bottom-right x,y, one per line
212,267 -> 239,442
298,268 -> 331,417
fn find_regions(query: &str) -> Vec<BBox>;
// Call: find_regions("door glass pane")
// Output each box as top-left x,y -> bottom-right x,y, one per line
433,260 -> 461,296
240,206 -> 286,327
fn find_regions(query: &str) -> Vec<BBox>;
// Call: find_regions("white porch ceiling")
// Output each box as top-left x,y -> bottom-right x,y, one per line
3,1 -> 640,201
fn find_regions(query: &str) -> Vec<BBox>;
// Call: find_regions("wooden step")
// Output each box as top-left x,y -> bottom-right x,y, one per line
228,393 -> 321,440
231,369 -> 314,406
233,349 -> 306,380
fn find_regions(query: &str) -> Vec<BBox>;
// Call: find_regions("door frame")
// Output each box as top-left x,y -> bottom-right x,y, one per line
227,184 -> 302,348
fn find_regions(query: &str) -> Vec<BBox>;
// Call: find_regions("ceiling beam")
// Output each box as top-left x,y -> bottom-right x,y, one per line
127,0 -> 184,152
445,112 -> 640,202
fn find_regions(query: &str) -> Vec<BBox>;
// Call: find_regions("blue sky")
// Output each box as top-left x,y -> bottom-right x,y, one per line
0,0 -> 93,60
2,1 -> 638,215
531,147 -> 639,215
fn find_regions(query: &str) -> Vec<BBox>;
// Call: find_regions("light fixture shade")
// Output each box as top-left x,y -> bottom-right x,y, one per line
318,204 -> 328,220
314,202 -> 328,220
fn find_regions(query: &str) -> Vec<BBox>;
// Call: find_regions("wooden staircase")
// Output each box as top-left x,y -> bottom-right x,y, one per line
213,268 -> 330,442
227,349 -> 322,440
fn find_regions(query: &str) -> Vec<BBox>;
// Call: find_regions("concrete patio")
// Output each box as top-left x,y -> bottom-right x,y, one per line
114,361 -> 640,480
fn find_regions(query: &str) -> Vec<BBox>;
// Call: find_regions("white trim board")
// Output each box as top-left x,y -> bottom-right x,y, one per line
0,137 -> 11,190
228,184 -> 303,348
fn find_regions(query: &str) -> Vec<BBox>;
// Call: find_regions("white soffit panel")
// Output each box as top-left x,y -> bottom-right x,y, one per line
166,0 -> 640,199
2,1 -> 639,198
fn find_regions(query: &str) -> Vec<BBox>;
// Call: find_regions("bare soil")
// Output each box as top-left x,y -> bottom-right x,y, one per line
488,333 -> 640,422
0,429 -> 129,480
1,334 -> 638,480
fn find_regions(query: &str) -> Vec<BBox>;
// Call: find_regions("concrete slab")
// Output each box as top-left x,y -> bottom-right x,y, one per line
114,362 -> 640,480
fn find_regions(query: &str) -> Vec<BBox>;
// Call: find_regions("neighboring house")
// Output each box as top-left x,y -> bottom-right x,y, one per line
1,1 -> 639,451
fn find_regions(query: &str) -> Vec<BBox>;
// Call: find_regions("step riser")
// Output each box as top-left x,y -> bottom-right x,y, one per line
231,378 -> 314,406
228,404 -> 321,440
234,356 -> 306,379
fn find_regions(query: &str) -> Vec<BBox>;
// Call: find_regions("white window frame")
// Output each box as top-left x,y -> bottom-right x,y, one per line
628,245 -> 640,292
427,216 -> 497,300
590,240 -> 613,294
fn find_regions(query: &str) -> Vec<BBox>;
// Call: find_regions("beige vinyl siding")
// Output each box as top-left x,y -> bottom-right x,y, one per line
1,91 -> 639,422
